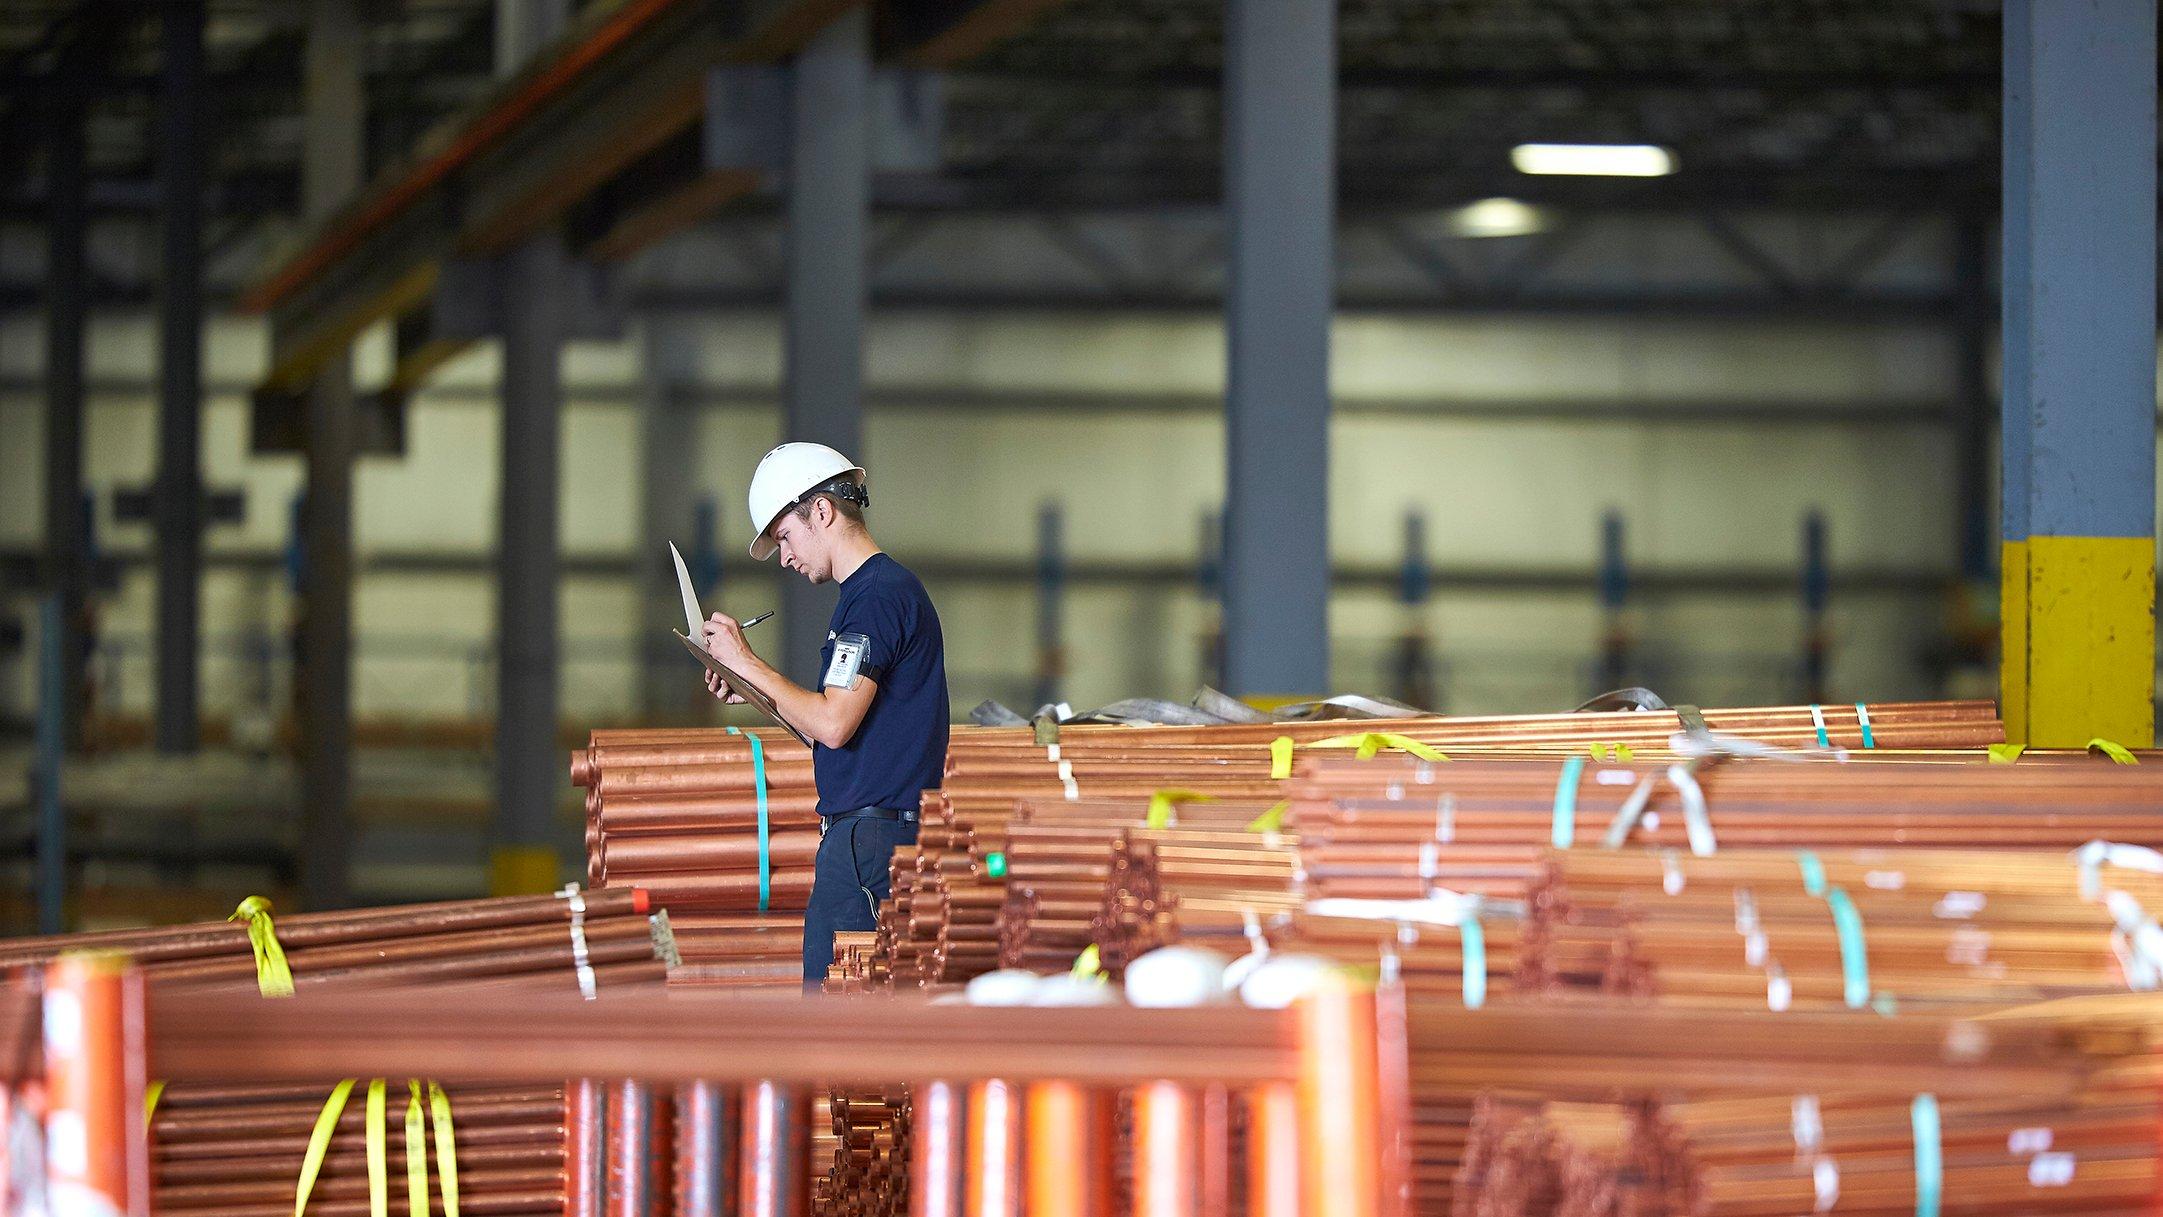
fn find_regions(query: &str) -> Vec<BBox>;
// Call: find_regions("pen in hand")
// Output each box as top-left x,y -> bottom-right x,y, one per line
739,611 -> 774,630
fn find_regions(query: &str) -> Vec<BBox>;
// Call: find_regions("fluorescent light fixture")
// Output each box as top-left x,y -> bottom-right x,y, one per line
1444,197 -> 1549,239
1511,143 -> 1675,177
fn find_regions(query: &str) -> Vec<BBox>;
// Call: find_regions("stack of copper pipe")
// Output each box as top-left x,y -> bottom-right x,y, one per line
960,698 -> 2003,754
816,1088 -> 909,1217
1518,848 -> 2163,1008
572,726 -> 812,985
1094,824 -> 1301,971
1454,1035 -> 2163,1217
872,799 -> 1008,989
1290,752 -> 2163,909
572,726 -> 818,906
0,890 -> 672,993
151,1081 -> 568,1217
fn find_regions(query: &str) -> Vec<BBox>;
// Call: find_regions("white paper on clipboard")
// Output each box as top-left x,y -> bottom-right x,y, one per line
669,543 -> 812,749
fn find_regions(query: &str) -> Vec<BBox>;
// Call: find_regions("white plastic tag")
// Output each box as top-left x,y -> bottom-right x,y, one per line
823,632 -> 869,689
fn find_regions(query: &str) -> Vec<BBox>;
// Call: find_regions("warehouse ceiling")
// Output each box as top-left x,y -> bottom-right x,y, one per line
2,0 -> 2007,231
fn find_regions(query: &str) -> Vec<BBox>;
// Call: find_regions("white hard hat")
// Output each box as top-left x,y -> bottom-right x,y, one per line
745,442 -> 866,559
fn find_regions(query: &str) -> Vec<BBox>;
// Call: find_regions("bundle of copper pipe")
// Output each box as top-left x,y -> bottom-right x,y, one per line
816,1088 -> 909,1217
0,889 -> 672,994
1454,1038 -> 2163,1217
1519,848 -> 2163,1008
572,726 -> 819,913
150,1081 -> 568,1217
572,726 -> 818,987
1290,752 -> 2163,908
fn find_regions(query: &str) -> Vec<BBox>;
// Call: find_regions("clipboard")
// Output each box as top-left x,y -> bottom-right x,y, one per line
670,544 -> 814,749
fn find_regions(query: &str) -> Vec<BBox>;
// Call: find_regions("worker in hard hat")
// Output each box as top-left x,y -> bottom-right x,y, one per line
699,442 -> 949,984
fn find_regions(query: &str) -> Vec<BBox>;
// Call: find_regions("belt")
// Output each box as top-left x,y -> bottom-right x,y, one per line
823,806 -> 920,826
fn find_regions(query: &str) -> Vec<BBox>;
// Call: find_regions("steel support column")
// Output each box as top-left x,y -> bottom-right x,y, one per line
494,234 -> 570,893
780,8 -> 870,686
154,0 -> 207,753
640,316 -> 703,715
497,0 -> 573,73
1221,0 -> 1335,699
297,0 -> 366,910
43,56 -> 87,751
1951,212 -> 1994,586
2001,0 -> 2158,748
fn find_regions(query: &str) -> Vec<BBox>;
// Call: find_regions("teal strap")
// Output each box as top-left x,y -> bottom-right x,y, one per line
1797,850 -> 1826,897
729,727 -> 772,911
1810,704 -> 1831,748
1825,886 -> 1870,1009
1459,911 -> 1487,1010
1854,703 -> 1877,749
1551,757 -> 1585,849
1910,1094 -> 1941,1217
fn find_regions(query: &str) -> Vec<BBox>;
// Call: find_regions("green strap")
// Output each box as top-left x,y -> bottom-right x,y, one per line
1551,757 -> 1585,849
1460,911 -> 1487,1010
1911,1094 -> 1942,1217
1312,732 -> 1447,762
2088,738 -> 2138,765
1146,789 -> 1215,829
984,851 -> 1008,879
429,1082 -> 460,1217
1071,944 -> 1102,977
230,895 -> 295,997
1825,887 -> 1871,1010
365,1079 -> 387,1217
1987,743 -> 2025,764
728,728 -> 772,910
295,1080 -> 356,1217
1245,800 -> 1289,833
1797,850 -> 1826,897
404,1082 -> 428,1217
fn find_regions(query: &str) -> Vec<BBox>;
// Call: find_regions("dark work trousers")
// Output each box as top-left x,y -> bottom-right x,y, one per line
803,814 -> 919,985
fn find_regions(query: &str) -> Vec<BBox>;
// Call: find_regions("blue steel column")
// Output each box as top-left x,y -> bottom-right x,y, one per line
155,0 -> 207,753
494,234 -> 570,894
2001,0 -> 2158,748
780,8 -> 870,687
298,0 -> 365,910
1221,0 -> 1335,699
490,0 -> 573,893
44,50 -> 86,751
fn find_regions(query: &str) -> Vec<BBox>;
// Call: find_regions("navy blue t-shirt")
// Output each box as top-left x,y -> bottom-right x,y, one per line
813,553 -> 949,815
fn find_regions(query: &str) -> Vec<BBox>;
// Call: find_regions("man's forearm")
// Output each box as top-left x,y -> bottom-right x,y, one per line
733,653 -> 828,735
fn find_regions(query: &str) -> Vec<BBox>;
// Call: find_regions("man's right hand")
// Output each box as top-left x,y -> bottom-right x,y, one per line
704,670 -> 747,704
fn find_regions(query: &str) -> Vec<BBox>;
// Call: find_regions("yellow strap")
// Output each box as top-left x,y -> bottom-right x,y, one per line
2088,738 -> 2139,765
1589,742 -> 1635,762
405,1082 -> 428,1217
1071,944 -> 1101,977
1145,788 -> 1215,829
1269,736 -> 1295,780
295,1079 -> 356,1217
230,895 -> 295,997
429,1083 -> 460,1217
1312,732 -> 1447,763
144,1079 -> 166,1126
365,1079 -> 388,1217
1987,744 -> 2026,764
1245,799 -> 1289,833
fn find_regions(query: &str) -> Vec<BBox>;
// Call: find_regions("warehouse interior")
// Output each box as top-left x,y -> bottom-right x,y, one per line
5,0 -> 2106,913
5,3 -> 2163,1216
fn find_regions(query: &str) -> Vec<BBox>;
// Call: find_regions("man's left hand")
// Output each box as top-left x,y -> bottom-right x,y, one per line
702,612 -> 756,671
